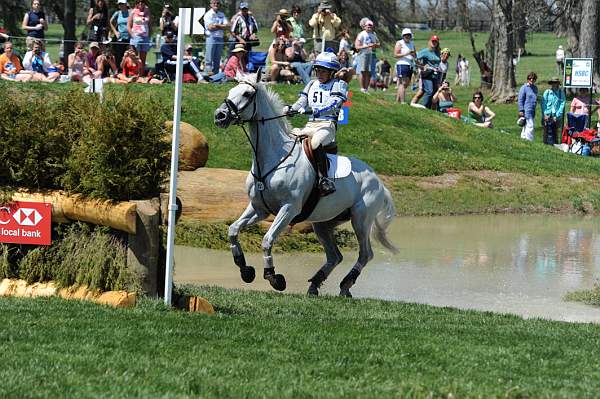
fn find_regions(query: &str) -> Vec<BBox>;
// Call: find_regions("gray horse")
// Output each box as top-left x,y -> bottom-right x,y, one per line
214,72 -> 397,297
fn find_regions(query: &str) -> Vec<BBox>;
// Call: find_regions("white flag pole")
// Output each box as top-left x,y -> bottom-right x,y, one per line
164,8 -> 188,305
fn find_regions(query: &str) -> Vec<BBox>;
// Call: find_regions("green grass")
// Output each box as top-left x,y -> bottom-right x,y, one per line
2,287 -> 600,398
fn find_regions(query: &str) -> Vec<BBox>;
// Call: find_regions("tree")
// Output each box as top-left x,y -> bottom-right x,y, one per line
455,0 -> 469,31
512,0 -> 527,56
0,0 -> 27,35
489,0 -> 516,102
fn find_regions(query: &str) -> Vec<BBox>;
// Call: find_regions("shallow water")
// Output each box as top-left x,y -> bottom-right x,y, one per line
174,214 -> 600,323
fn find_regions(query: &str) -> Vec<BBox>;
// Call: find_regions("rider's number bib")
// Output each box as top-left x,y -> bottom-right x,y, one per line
308,81 -> 334,109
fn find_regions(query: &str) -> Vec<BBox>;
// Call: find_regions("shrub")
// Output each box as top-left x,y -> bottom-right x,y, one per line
0,86 -> 170,201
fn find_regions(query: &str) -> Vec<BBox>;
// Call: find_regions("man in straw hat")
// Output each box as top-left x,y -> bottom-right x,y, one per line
309,1 -> 341,51
541,76 -> 565,145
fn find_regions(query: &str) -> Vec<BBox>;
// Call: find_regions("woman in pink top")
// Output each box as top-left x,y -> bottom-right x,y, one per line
570,88 -> 598,116
224,45 -> 247,79
128,0 -> 151,72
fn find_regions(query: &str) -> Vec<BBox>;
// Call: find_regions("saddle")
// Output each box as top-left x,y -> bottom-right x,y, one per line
290,138 -> 339,225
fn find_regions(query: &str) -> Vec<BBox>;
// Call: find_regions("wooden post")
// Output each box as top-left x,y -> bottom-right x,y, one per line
127,198 -> 161,296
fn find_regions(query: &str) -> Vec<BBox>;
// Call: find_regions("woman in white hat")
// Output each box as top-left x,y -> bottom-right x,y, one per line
394,27 -> 416,103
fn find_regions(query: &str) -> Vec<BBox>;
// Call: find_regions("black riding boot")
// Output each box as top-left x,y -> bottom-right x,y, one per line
314,145 -> 335,197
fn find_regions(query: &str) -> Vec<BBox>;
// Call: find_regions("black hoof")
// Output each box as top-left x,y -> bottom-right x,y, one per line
269,274 -> 287,291
339,289 -> 352,298
240,266 -> 255,283
307,283 -> 319,296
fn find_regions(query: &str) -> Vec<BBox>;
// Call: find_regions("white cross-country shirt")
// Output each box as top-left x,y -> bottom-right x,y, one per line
292,78 -> 348,122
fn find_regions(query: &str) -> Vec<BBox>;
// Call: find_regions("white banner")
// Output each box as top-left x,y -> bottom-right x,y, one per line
564,58 -> 594,88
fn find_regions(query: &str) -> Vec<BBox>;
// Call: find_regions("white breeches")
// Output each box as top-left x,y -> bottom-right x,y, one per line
292,120 -> 337,149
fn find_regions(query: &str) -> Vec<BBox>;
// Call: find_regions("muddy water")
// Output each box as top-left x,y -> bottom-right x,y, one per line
174,215 -> 600,323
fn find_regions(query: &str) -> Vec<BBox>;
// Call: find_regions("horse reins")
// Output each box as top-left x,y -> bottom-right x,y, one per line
223,82 -> 301,216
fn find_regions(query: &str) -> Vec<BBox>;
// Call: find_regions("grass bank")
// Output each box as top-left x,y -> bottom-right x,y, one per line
2,287 -> 600,398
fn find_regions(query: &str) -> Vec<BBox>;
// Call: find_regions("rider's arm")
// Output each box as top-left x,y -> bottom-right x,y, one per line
313,80 -> 348,117
290,82 -> 312,112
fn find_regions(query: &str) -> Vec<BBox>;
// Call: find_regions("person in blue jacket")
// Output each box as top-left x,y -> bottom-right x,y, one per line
518,72 -> 538,141
540,76 -> 565,145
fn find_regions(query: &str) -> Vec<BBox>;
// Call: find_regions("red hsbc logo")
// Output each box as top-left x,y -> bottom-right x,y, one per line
0,201 -> 52,245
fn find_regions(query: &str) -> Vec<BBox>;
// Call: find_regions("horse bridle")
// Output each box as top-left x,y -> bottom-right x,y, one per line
222,82 -> 258,125
221,81 -> 301,216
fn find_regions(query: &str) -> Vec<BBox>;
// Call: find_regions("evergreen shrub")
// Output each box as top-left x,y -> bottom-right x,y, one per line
0,87 -> 170,201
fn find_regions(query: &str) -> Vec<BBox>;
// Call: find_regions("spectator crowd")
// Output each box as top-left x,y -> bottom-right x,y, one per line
2,0 -> 594,142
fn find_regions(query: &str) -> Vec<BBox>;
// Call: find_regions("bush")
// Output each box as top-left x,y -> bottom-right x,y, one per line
0,86 -> 170,201
0,223 -> 138,292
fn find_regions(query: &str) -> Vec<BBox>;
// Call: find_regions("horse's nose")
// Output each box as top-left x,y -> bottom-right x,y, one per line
214,106 -> 229,127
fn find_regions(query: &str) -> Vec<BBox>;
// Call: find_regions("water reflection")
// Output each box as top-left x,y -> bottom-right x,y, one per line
175,215 -> 600,323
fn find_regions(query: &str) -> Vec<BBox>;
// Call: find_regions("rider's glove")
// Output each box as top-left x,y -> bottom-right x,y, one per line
283,105 -> 290,114
298,107 -> 306,115
312,108 -> 320,118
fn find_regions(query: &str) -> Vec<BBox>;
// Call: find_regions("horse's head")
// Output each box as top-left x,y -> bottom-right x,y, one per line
214,72 -> 261,128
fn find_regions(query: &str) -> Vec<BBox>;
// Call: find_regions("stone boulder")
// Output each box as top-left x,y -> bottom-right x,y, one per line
164,121 -> 209,171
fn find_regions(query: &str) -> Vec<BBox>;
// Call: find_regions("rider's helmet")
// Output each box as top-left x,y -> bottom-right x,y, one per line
314,52 -> 341,72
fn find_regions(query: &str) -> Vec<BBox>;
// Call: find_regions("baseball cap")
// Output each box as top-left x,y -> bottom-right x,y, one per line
239,2 -> 249,9
430,35 -> 440,42
117,0 -> 127,4
89,41 -> 99,48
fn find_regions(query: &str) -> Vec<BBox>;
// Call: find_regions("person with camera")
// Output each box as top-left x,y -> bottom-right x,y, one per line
110,0 -> 131,69
22,39 -> 59,82
96,45 -> 119,80
230,2 -> 259,53
285,38 -> 312,84
432,80 -> 457,113
309,1 -> 341,52
0,42 -> 33,82
67,41 -> 91,83
160,4 -> 179,38
87,0 -> 110,42
271,9 -> 292,41
118,45 -> 164,84
411,35 -> 441,109
518,72 -> 539,141
22,0 -> 47,41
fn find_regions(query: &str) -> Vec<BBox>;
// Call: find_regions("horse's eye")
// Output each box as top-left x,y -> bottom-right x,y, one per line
242,91 -> 253,98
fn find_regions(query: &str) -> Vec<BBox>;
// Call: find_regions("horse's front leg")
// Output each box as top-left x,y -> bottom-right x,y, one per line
262,203 -> 300,291
229,203 -> 268,283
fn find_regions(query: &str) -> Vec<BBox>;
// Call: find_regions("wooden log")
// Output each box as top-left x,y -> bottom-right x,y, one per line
127,198 -> 160,296
10,191 -> 137,234
164,121 -> 209,171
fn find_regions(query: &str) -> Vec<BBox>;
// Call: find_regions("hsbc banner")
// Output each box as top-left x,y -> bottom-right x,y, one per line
0,201 -> 52,245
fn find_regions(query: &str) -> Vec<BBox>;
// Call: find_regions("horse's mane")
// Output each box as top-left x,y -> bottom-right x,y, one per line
237,73 -> 293,135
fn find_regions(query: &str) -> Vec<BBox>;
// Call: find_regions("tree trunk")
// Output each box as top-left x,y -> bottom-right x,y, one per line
579,0 -> 600,82
410,0 -> 417,19
490,0 -> 516,103
63,0 -> 77,66
513,0 -> 527,56
455,0 -> 468,31
441,0 -> 450,27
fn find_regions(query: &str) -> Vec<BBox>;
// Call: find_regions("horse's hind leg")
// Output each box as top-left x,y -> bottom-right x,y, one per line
340,204 -> 375,298
307,220 -> 344,296
229,203 -> 268,283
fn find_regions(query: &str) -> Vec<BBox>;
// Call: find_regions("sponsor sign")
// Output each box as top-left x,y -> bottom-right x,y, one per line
338,106 -> 349,125
0,201 -> 52,245
564,58 -> 594,88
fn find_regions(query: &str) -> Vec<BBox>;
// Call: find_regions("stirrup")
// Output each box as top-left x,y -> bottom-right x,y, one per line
319,177 -> 336,197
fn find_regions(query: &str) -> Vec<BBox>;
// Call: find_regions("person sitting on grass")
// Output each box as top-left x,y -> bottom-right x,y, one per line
96,45 -> 119,79
67,41 -> 91,83
285,38 -> 312,84
467,91 -> 496,128
117,45 -> 164,84
267,38 -> 294,82
22,39 -> 60,82
432,80 -> 456,113
0,42 -> 32,82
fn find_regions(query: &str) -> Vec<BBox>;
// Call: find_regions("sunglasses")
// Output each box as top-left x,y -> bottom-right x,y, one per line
473,96 -> 482,100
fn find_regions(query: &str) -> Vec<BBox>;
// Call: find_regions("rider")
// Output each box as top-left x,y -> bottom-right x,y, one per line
286,51 -> 348,196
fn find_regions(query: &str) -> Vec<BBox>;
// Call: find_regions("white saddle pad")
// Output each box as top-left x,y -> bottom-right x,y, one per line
326,154 -> 352,178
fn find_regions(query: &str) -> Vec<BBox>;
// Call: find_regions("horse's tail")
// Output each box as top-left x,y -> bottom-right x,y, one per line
372,187 -> 398,254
